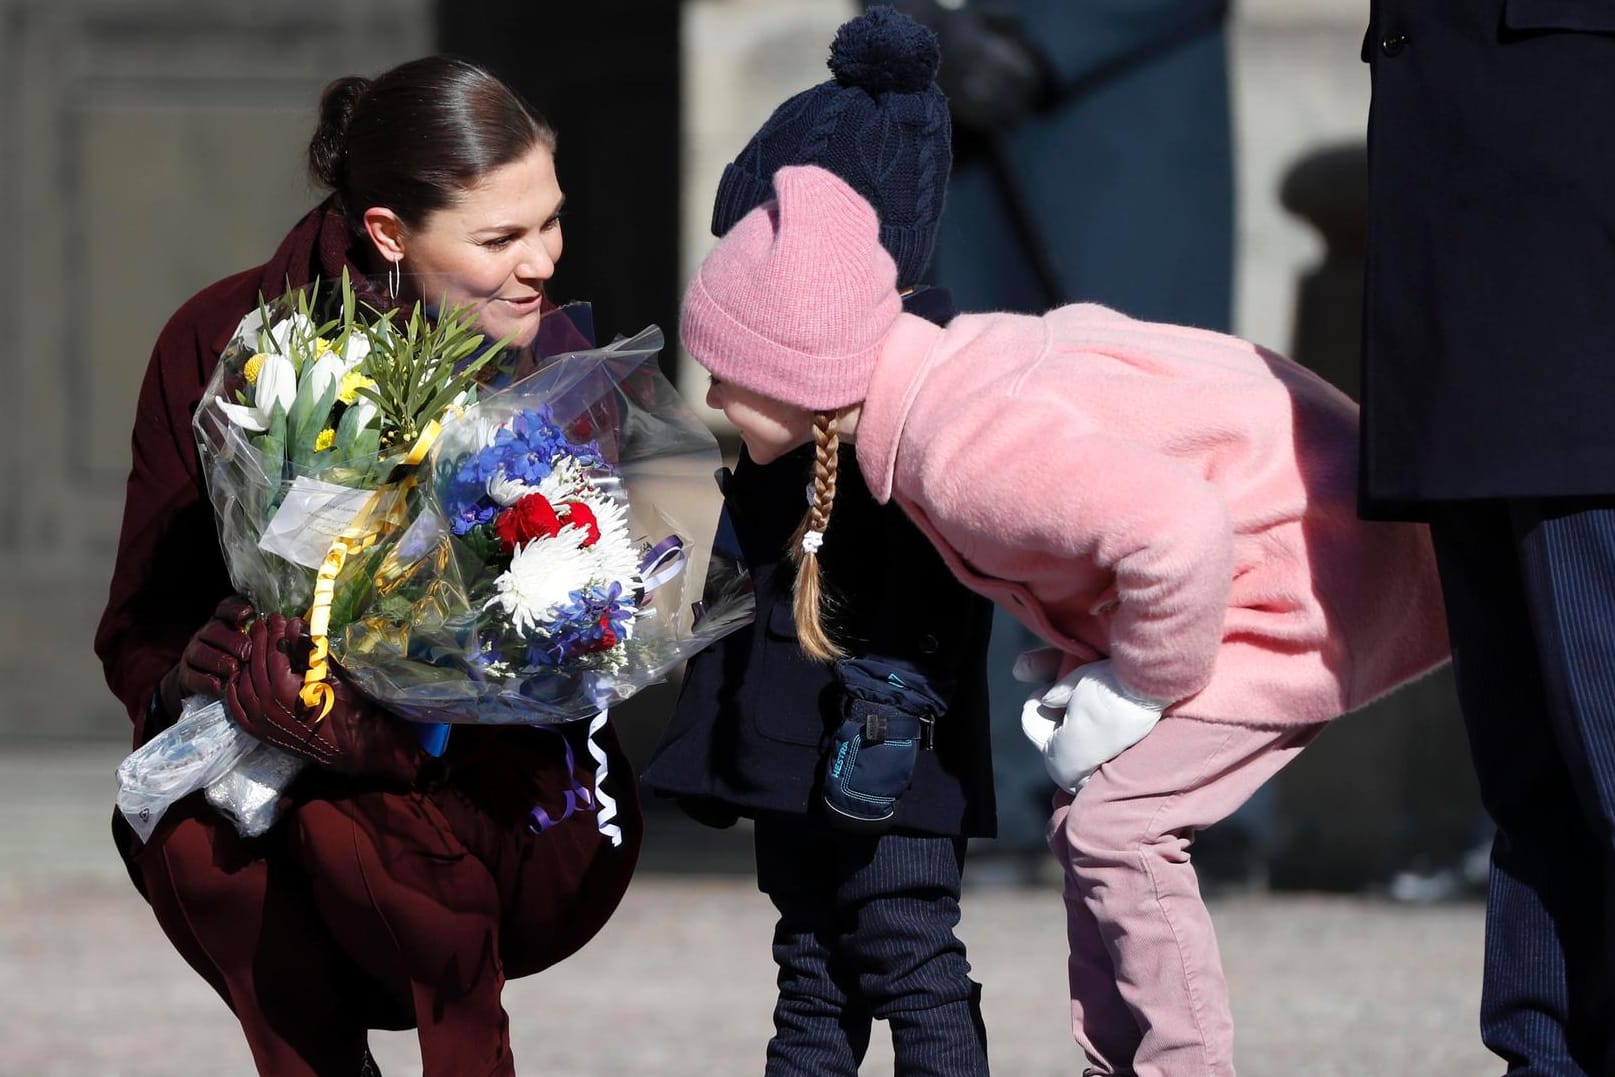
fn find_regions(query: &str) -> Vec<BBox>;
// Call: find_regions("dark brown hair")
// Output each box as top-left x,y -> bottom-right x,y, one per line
308,55 -> 556,229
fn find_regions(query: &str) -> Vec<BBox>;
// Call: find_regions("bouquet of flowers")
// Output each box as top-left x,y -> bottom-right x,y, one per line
115,270 -> 503,839
115,275 -> 752,842
329,327 -> 745,729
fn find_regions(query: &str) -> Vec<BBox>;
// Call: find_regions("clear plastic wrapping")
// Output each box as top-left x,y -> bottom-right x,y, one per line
116,276 -> 751,839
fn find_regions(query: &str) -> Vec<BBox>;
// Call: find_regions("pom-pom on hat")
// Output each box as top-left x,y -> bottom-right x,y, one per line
709,6 -> 950,288
683,165 -> 902,412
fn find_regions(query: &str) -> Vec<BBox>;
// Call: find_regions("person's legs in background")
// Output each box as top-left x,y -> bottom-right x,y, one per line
1512,498 -> 1615,1071
1429,499 -> 1615,1073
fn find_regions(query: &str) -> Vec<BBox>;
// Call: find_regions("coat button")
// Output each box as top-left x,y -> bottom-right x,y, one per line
1381,32 -> 1407,57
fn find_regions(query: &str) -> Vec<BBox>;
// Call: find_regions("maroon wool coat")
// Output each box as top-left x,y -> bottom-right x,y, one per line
95,202 -> 639,1002
96,202 -> 594,740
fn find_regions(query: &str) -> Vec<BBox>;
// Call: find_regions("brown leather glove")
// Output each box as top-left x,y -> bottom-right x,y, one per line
157,596 -> 255,719
224,613 -> 424,785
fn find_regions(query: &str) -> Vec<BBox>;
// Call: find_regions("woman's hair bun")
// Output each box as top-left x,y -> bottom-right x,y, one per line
827,7 -> 941,95
308,75 -> 372,191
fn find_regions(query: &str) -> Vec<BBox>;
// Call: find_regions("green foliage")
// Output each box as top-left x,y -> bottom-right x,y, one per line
454,525 -> 505,591
288,371 -> 341,471
327,544 -> 387,633
375,590 -> 419,627
353,298 -> 511,453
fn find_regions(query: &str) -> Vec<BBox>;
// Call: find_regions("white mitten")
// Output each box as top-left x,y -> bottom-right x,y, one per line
1017,657 -> 1166,794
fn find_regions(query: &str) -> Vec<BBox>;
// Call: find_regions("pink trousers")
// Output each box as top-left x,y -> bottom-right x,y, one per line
1046,715 -> 1324,1076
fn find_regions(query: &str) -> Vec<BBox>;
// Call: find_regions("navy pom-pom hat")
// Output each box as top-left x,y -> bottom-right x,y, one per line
710,5 -> 951,288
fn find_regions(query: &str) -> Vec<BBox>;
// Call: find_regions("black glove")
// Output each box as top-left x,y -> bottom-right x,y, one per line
892,0 -> 1049,132
157,596 -> 255,720
224,613 -> 424,785
821,656 -> 947,833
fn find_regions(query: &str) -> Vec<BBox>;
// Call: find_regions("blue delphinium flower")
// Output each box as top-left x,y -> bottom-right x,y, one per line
439,407 -> 608,536
521,580 -> 635,669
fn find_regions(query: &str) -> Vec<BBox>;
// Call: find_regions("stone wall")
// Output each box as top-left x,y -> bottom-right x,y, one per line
0,0 -> 430,738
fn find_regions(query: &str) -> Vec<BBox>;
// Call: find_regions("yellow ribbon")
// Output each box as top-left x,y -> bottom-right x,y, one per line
300,420 -> 441,721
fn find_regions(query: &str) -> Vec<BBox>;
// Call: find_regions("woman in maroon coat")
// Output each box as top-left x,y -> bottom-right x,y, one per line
94,56 -> 642,1076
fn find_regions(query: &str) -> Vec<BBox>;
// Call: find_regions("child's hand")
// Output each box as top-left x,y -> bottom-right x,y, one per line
1010,645 -> 1064,688
1017,658 -> 1166,794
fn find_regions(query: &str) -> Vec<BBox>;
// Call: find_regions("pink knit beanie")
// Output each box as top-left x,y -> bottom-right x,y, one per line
680,164 -> 902,412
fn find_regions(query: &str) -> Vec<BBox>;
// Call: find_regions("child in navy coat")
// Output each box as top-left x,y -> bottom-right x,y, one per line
642,9 -> 998,1075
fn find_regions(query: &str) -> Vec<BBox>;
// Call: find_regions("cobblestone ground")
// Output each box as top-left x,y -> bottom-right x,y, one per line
0,743 -> 1496,1076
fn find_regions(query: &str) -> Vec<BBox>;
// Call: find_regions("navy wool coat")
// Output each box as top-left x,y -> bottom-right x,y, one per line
1361,0 -> 1615,517
642,288 -> 997,838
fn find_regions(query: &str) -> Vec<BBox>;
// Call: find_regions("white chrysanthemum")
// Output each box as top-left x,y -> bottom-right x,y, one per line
485,527 -> 615,637
487,454 -> 596,509
576,493 -> 641,583
473,415 -> 509,450
486,473 -> 538,507
535,457 -> 591,503
483,494 -> 643,641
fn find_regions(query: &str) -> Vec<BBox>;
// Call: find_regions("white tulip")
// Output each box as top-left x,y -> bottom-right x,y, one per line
339,331 -> 371,370
304,350 -> 346,403
266,312 -> 316,356
229,307 -> 266,349
347,395 -> 378,432
216,352 -> 297,432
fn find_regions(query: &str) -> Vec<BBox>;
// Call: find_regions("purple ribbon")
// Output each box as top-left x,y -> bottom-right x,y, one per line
527,728 -> 598,834
639,534 -> 685,592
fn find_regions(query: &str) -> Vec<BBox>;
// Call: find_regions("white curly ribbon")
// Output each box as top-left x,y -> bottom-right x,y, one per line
800,529 -> 825,555
586,710 -> 622,847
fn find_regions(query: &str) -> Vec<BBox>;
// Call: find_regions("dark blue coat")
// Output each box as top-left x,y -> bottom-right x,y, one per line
1360,1 -> 1615,516
927,0 -> 1233,329
642,288 -> 996,838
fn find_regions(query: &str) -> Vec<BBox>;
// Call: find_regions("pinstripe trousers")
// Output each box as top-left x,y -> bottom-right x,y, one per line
1430,499 -> 1615,1076
753,814 -> 989,1076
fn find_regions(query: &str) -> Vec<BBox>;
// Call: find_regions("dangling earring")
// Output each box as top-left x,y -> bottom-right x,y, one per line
387,257 -> 401,302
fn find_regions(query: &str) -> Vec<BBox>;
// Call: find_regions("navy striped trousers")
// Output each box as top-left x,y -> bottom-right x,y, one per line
1430,500 -> 1615,1076
752,814 -> 988,1076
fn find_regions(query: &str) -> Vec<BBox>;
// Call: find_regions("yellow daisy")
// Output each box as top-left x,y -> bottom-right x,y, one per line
337,370 -> 376,405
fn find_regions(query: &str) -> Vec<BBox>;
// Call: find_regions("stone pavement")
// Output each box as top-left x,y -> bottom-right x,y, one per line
0,742 -> 1496,1076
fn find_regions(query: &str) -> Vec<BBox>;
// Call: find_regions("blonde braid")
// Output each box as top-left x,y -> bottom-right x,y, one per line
789,411 -> 844,661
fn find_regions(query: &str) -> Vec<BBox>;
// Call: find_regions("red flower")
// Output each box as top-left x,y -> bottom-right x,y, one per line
558,500 -> 600,547
494,493 -> 562,553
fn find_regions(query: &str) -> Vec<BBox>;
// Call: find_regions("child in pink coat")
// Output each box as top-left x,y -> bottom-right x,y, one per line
681,164 -> 1452,1076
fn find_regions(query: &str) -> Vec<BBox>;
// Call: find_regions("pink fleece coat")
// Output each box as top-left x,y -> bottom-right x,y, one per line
853,303 -> 1451,727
